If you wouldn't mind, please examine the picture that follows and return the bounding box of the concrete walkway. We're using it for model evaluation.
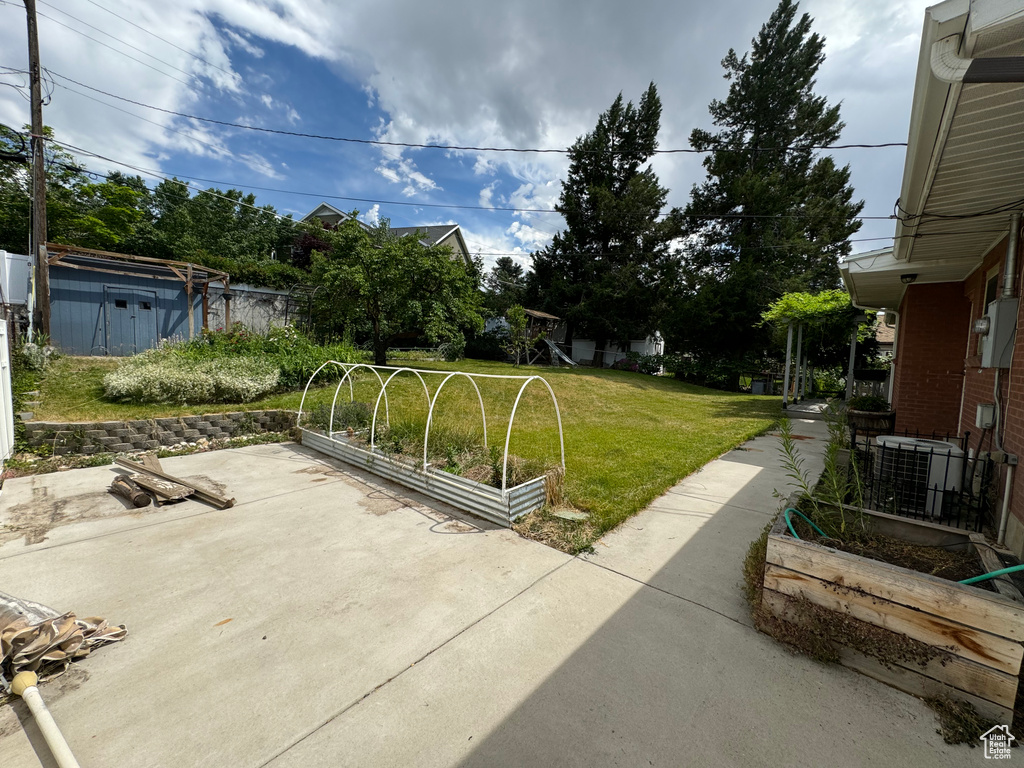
[0,427,967,766]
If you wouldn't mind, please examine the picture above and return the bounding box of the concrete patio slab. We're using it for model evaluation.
[268,556,961,768]
[0,443,570,767]
[0,429,969,766]
[581,419,828,622]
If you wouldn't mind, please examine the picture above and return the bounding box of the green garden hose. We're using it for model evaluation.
[783,508,1024,588]
[784,507,826,540]
[959,563,1024,586]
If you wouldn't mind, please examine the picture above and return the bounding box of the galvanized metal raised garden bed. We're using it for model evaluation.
[297,362,565,527]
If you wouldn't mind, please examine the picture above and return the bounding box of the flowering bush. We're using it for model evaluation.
[610,352,665,375]
[104,353,280,404]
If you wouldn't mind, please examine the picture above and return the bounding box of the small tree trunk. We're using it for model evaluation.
[591,338,606,368]
[374,341,387,366]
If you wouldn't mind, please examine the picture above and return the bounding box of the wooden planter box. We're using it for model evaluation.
[847,409,896,436]
[761,510,1024,722]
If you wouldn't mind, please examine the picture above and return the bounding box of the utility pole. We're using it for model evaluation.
[24,0,50,339]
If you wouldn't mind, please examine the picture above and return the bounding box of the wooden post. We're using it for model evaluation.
[25,0,49,339]
[201,283,209,331]
[782,322,793,410]
[793,324,804,403]
[186,263,194,339]
[223,281,231,328]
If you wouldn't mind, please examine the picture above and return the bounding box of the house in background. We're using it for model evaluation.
[840,0,1024,558]
[301,202,474,269]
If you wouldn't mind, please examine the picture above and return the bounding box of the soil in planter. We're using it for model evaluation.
[786,512,988,586]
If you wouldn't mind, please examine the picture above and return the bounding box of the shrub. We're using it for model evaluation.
[610,351,664,375]
[173,323,358,388]
[465,328,509,361]
[847,395,890,412]
[104,353,280,404]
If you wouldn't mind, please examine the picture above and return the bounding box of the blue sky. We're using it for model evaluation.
[0,0,931,270]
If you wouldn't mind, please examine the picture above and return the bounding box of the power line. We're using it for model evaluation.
[33,11,193,86]
[26,126,899,224]
[57,82,233,159]
[38,0,201,84]
[80,0,238,81]
[44,70,907,157]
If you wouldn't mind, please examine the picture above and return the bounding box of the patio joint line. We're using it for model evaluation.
[578,557,752,630]
[257,556,575,768]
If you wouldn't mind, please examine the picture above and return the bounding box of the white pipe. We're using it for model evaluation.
[11,671,81,768]
[998,463,1015,546]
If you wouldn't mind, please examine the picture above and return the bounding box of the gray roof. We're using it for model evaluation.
[390,225,458,245]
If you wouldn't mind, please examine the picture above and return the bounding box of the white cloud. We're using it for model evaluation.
[479,181,499,209]
[225,29,265,59]
[240,152,286,180]
[0,0,932,254]
[359,204,380,226]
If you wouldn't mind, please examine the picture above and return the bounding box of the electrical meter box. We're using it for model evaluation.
[980,297,1019,368]
[976,403,995,429]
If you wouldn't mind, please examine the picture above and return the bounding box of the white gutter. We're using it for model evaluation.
[930,35,972,82]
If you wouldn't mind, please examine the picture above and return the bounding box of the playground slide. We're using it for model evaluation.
[542,337,578,366]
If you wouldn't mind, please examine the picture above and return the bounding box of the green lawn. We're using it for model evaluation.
[31,356,780,548]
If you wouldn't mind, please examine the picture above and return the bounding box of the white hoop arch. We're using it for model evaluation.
[501,376,565,492]
[329,364,390,433]
[422,372,488,470]
[297,360,357,428]
[370,368,432,452]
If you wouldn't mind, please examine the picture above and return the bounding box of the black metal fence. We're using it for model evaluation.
[849,428,994,532]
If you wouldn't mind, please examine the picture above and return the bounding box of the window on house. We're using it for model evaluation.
[985,271,999,310]
[114,299,128,309]
[139,301,152,310]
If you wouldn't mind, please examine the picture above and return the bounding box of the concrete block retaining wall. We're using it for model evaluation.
[23,410,296,455]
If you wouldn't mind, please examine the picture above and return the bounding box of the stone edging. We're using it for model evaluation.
[22,410,296,455]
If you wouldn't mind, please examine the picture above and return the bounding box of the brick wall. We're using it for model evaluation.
[23,410,296,455]
[893,234,1024,556]
[891,282,971,435]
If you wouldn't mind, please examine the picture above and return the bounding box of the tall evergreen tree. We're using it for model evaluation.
[529,84,677,365]
[668,0,863,384]
[483,256,526,316]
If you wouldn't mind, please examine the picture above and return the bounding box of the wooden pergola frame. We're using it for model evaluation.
[44,242,232,336]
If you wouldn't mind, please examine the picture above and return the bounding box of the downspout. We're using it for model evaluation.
[993,211,1020,453]
[995,212,1021,544]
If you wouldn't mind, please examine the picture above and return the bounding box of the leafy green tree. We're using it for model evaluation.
[312,218,483,365]
[761,289,877,370]
[529,84,678,365]
[501,304,531,365]
[484,256,526,316]
[667,0,863,384]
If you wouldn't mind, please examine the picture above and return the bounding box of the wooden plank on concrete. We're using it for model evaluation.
[764,563,1023,676]
[837,646,1014,725]
[129,473,193,501]
[766,532,1024,642]
[115,458,234,509]
[761,590,1016,722]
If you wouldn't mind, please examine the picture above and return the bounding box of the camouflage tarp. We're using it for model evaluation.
[0,591,126,681]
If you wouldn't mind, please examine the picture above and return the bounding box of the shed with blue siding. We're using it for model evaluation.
[45,245,230,356]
